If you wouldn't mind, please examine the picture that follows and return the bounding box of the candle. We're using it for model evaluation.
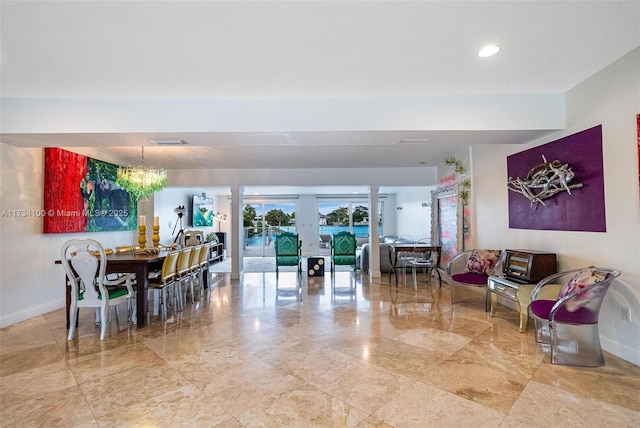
[139,215,146,226]
[153,216,159,226]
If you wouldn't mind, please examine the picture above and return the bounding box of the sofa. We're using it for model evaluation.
[358,242,394,273]
[356,236,405,273]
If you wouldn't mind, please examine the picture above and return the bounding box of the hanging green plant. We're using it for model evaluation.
[444,157,471,204]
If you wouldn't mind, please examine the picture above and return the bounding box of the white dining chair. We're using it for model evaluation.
[61,239,136,340]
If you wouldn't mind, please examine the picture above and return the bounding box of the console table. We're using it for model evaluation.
[209,242,224,263]
[487,275,537,333]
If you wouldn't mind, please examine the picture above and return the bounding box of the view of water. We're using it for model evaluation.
[244,225,382,248]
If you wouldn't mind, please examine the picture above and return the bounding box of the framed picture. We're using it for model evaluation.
[431,187,464,267]
[192,195,214,227]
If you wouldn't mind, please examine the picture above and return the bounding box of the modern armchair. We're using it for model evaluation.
[446,249,502,305]
[331,231,357,273]
[275,232,302,276]
[530,267,621,367]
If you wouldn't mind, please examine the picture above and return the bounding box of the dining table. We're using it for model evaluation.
[59,251,166,328]
[388,243,442,286]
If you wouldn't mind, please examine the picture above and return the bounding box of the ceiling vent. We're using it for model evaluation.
[398,138,432,145]
[150,139,188,145]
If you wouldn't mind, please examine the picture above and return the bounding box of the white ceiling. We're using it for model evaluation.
[1,1,639,173]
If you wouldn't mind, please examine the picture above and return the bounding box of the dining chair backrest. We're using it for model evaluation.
[199,243,211,267]
[189,245,203,271]
[176,247,193,277]
[62,238,135,341]
[160,251,180,283]
[61,239,107,302]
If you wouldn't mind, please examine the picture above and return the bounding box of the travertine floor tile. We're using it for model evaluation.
[502,380,640,427]
[307,358,415,414]
[0,316,57,355]
[236,383,370,427]
[375,381,505,427]
[531,352,640,412]
[203,357,305,416]
[96,384,232,427]
[0,360,78,407]
[66,342,163,384]
[0,385,97,428]
[78,361,190,418]
[0,343,63,377]
[1,272,639,427]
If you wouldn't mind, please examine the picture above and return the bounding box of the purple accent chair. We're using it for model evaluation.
[445,249,503,306]
[530,267,621,367]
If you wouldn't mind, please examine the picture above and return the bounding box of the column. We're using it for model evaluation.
[368,185,381,278]
[230,186,244,280]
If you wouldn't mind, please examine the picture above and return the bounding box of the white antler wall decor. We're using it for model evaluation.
[507,155,583,209]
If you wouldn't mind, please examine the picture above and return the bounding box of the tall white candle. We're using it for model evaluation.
[153,216,159,226]
[139,215,146,225]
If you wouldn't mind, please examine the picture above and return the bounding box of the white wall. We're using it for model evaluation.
[471,48,640,365]
[393,187,436,240]
[0,144,137,327]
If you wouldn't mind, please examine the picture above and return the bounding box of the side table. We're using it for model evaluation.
[308,257,325,276]
[487,275,537,333]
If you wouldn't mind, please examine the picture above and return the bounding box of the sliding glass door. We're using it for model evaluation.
[318,201,383,255]
[243,202,297,257]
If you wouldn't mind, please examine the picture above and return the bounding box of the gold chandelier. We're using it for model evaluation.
[116,146,167,200]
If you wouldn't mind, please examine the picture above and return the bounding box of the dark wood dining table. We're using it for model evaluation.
[59,251,166,328]
[388,244,442,286]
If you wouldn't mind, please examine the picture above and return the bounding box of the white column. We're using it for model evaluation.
[368,185,381,278]
[230,186,244,279]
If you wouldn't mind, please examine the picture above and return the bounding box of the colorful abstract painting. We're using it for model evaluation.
[43,148,137,233]
[436,193,461,266]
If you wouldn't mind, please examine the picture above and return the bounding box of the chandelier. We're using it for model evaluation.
[116,146,168,200]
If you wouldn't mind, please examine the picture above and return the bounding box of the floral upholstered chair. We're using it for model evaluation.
[530,267,620,366]
[446,249,503,305]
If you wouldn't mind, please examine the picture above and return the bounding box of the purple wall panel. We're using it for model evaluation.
[507,125,606,232]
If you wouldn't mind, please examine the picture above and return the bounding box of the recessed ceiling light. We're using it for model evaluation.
[478,44,501,57]
[150,139,188,145]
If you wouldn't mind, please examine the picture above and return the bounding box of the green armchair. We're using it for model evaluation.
[275,232,302,276]
[331,231,357,273]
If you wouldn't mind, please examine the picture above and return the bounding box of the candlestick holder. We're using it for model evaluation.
[138,225,147,248]
[152,225,160,248]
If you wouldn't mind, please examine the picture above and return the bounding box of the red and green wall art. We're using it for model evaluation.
[43,148,137,233]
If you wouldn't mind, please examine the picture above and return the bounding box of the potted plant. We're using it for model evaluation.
[206,232,219,243]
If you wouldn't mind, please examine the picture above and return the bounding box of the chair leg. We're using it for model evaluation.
[161,288,168,320]
[99,305,108,340]
[551,322,605,367]
[67,304,77,341]
[130,294,137,324]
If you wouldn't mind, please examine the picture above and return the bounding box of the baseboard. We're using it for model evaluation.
[0,299,65,329]
[601,337,640,367]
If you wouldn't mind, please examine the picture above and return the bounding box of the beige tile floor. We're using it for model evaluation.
[1,270,639,427]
